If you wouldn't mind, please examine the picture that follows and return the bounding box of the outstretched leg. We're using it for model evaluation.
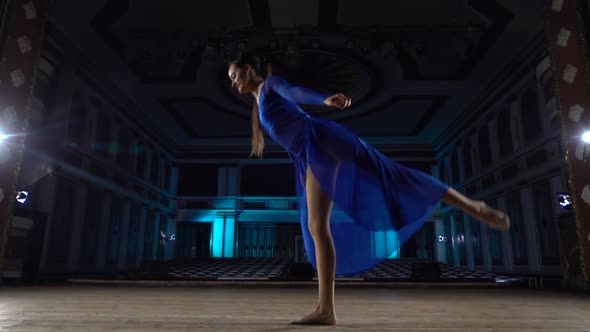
[291,165,337,325]
[441,188,510,231]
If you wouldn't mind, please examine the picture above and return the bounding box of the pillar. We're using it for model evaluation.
[431,164,447,263]
[544,0,590,286]
[217,167,240,196]
[521,188,541,273]
[117,200,131,270]
[67,184,88,272]
[434,218,446,263]
[211,212,237,258]
[135,206,147,265]
[0,0,49,278]
[463,214,475,270]
[95,193,112,271]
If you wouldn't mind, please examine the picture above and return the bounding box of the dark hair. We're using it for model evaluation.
[229,53,271,158]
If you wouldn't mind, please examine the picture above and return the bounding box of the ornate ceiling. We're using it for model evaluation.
[49,0,545,159]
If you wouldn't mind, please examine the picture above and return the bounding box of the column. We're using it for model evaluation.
[128,135,138,177]
[508,101,523,152]
[434,219,446,263]
[165,215,176,261]
[117,200,131,270]
[211,212,237,258]
[487,120,501,164]
[38,175,58,272]
[135,206,147,266]
[533,67,552,136]
[169,166,179,196]
[109,123,120,164]
[150,213,160,261]
[544,0,590,285]
[450,214,459,267]
[95,193,112,271]
[212,166,240,258]
[431,163,447,263]
[521,188,541,273]
[0,0,49,276]
[455,148,465,185]
[217,167,240,196]
[497,196,513,272]
[463,214,475,270]
[480,222,492,272]
[67,184,88,272]
[470,135,480,177]
[144,149,153,182]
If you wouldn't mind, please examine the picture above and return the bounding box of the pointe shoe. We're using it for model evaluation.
[476,202,510,231]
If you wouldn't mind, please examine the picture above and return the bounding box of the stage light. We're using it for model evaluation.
[556,192,572,210]
[582,130,590,143]
[16,191,29,204]
[0,133,8,140]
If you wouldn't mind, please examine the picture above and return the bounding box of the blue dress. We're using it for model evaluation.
[258,75,450,276]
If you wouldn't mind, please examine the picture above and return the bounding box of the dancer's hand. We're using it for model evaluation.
[324,93,351,109]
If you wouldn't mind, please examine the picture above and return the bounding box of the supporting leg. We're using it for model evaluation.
[291,166,337,325]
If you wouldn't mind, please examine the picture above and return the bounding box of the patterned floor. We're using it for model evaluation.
[167,257,290,280]
[162,258,497,282]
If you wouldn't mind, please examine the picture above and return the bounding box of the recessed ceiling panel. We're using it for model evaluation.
[114,0,252,30]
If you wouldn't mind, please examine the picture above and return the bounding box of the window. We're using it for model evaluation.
[177,164,218,196]
[47,178,75,263]
[135,141,146,178]
[450,151,460,185]
[81,187,102,264]
[241,164,296,196]
[106,197,123,264]
[462,140,473,179]
[149,148,159,185]
[438,159,447,182]
[143,211,156,261]
[95,112,111,158]
[116,129,129,169]
[497,108,514,157]
[67,93,88,145]
[478,126,492,169]
[126,205,140,264]
[532,180,560,265]
[470,219,483,265]
[520,88,543,143]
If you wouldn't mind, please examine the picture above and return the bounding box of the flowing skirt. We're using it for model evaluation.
[287,117,449,276]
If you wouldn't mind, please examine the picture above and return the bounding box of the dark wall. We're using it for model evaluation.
[177,164,219,196]
[240,164,296,196]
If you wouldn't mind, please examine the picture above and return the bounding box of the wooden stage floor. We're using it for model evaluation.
[0,284,588,331]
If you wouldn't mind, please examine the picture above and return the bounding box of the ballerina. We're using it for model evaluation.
[228,53,510,325]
